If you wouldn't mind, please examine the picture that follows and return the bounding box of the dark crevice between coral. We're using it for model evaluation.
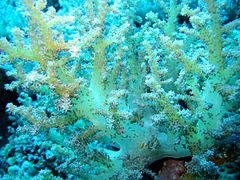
[10,0,16,7]
[45,0,62,12]
[142,156,191,179]
[0,68,19,147]
[178,15,192,28]
[178,99,188,110]
[134,20,142,28]
[29,94,37,101]
[222,0,240,25]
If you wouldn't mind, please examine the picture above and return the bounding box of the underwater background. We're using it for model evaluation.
[0,0,239,179]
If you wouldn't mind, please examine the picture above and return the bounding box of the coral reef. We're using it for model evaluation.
[0,0,239,179]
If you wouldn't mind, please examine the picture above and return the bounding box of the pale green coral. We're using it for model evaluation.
[0,0,239,179]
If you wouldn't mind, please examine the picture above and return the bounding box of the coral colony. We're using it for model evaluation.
[0,0,239,179]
